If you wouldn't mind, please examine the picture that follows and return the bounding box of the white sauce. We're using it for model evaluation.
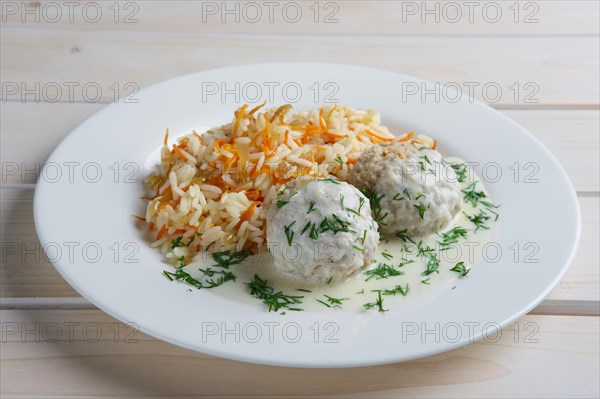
[180,158,498,313]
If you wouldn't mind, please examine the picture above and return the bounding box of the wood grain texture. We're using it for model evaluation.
[1,27,598,106]
[1,3,598,395]
[2,103,599,191]
[2,0,598,35]
[1,187,598,302]
[1,310,598,398]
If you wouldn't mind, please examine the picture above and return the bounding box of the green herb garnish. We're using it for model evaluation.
[462,181,487,208]
[395,229,415,243]
[362,189,388,225]
[437,226,468,248]
[171,236,185,249]
[363,290,388,312]
[381,283,409,297]
[246,274,303,312]
[364,263,404,281]
[417,242,440,276]
[413,203,426,219]
[212,250,253,268]
[450,261,470,277]
[316,294,350,309]
[284,221,296,246]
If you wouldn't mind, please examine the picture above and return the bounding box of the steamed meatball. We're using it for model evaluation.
[348,141,461,237]
[267,178,379,284]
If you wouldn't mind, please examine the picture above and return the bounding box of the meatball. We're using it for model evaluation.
[267,178,379,284]
[348,141,461,237]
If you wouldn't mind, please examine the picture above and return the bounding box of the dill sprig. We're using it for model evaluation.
[465,210,492,231]
[443,160,468,183]
[417,242,440,276]
[381,283,409,297]
[450,261,470,277]
[363,290,388,312]
[362,189,388,225]
[437,226,468,248]
[364,263,404,281]
[212,250,253,268]
[246,274,303,312]
[163,250,251,290]
[462,181,487,208]
[316,294,350,309]
[413,203,426,219]
[395,229,416,243]
[284,221,296,245]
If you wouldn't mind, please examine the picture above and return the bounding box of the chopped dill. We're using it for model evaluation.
[437,226,468,248]
[170,236,185,249]
[450,261,470,277]
[381,283,409,297]
[362,189,388,225]
[364,263,404,281]
[316,294,350,309]
[395,229,415,244]
[246,274,303,312]
[413,203,426,219]
[462,181,487,208]
[363,290,388,312]
[284,221,296,245]
[417,242,440,276]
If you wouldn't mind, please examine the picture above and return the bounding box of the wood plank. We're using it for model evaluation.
[1,310,598,398]
[2,0,598,35]
[2,103,599,191]
[1,27,598,106]
[504,110,600,193]
[1,187,598,302]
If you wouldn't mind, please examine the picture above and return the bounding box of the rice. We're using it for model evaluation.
[142,103,423,263]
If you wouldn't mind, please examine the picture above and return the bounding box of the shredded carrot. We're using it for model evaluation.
[270,104,291,123]
[366,129,393,143]
[192,130,203,142]
[326,106,336,125]
[156,225,168,240]
[236,201,259,228]
[318,108,328,132]
[249,101,267,115]
[399,132,414,142]
[244,189,261,201]
[132,215,145,221]
[172,144,188,161]
[232,104,249,139]
[163,129,169,146]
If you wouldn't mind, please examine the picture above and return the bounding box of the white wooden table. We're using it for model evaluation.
[1,1,599,397]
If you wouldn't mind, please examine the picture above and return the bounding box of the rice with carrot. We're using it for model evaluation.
[142,103,433,264]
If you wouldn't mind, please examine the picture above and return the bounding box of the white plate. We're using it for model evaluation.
[34,63,580,368]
